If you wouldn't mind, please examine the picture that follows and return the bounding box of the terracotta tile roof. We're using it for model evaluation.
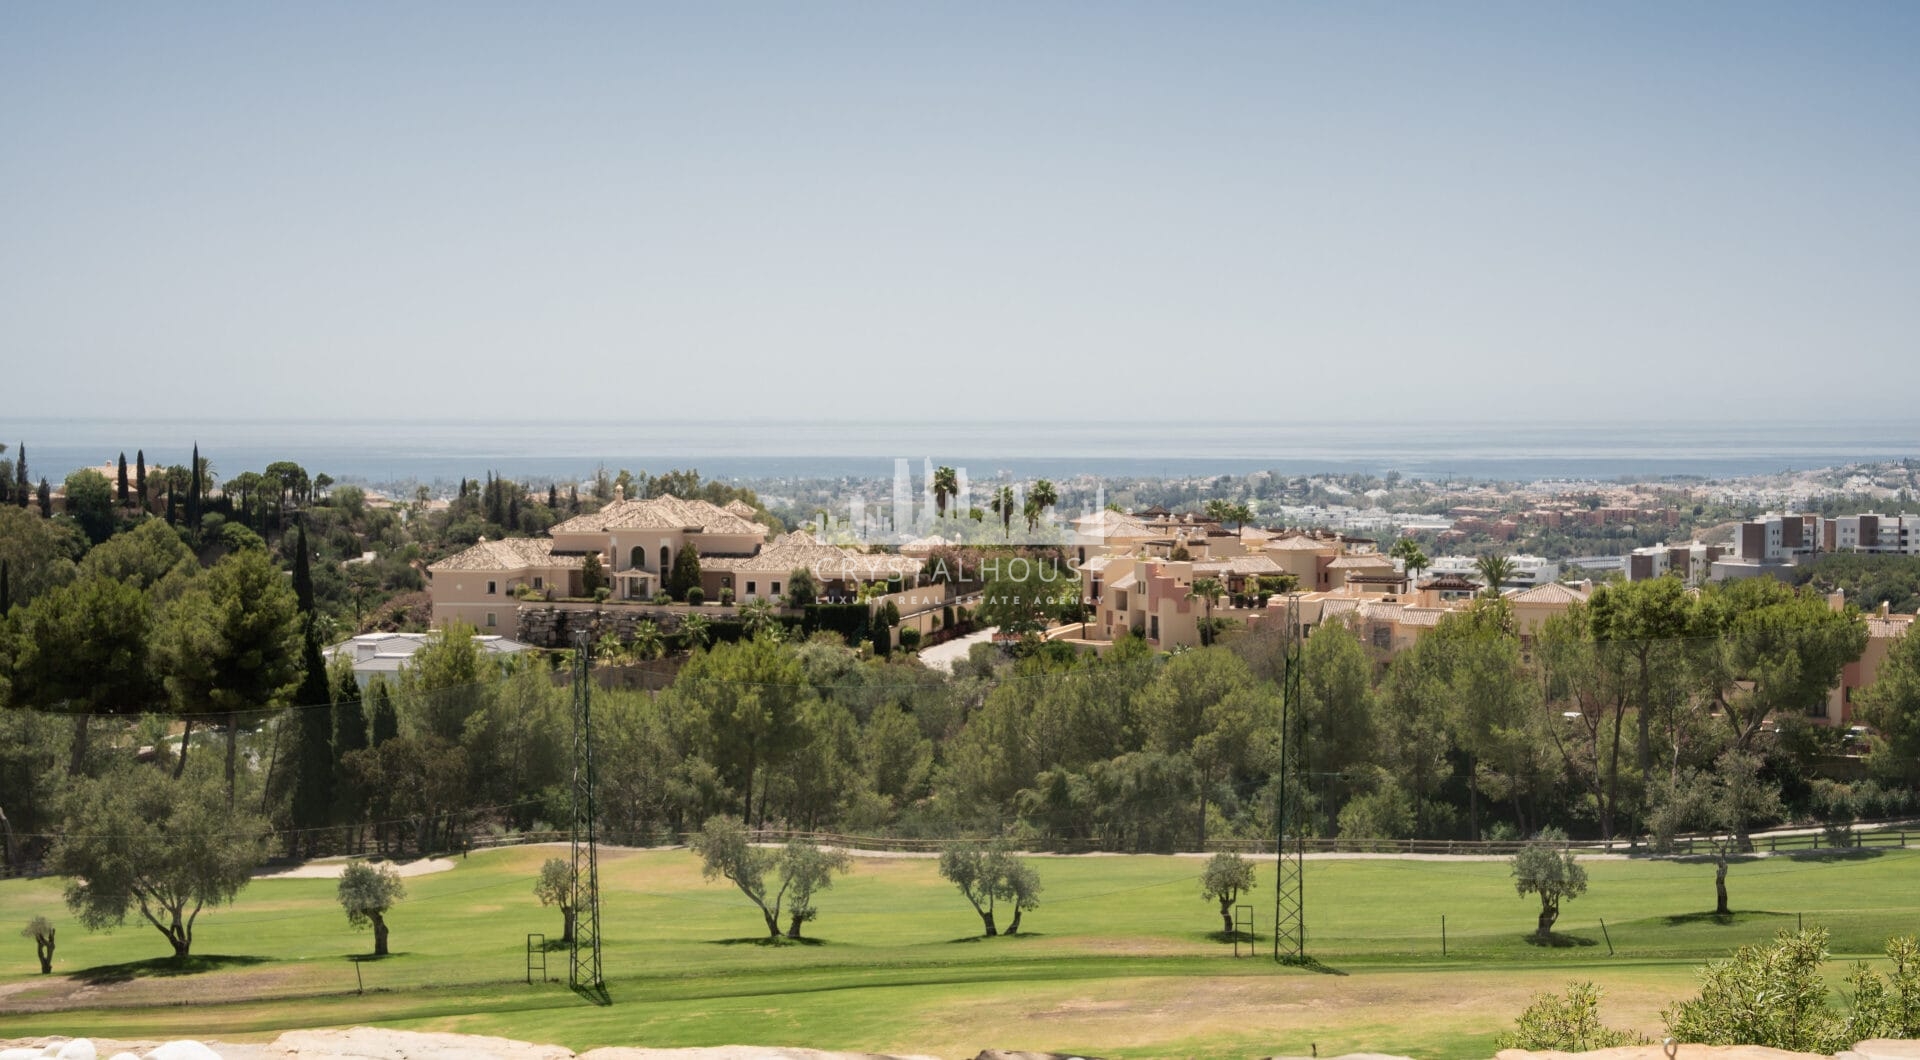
[1075,510,1153,537]
[429,537,583,573]
[703,532,925,580]
[1869,616,1915,638]
[1419,573,1481,591]
[550,494,765,536]
[1269,536,1340,552]
[1194,555,1283,576]
[1510,582,1590,606]
[1394,607,1451,627]
[1328,554,1395,569]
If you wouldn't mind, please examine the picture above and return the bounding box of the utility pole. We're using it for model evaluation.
[1273,590,1307,964]
[569,629,606,997]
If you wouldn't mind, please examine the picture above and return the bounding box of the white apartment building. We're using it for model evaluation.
[1824,514,1920,556]
[1427,554,1560,588]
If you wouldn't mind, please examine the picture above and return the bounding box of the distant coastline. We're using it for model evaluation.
[14,416,1920,487]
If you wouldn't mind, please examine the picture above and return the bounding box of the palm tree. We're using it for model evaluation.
[1188,577,1226,646]
[991,485,1017,539]
[932,466,958,519]
[631,620,663,660]
[739,598,779,639]
[1028,480,1058,532]
[1475,553,1517,597]
[679,612,713,652]
[1391,537,1431,584]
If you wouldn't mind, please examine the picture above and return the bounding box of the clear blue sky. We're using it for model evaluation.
[4,3,1916,422]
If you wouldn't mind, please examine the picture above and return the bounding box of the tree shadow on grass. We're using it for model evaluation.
[1206,929,1261,945]
[706,936,826,947]
[1780,847,1886,863]
[1664,910,1791,927]
[345,952,408,962]
[1522,932,1599,949]
[1278,955,1348,976]
[72,953,270,986]
[945,932,1046,943]
[541,938,571,953]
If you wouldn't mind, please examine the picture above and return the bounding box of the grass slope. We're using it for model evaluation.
[3,845,1916,1059]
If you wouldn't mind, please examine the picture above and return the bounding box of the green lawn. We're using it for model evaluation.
[3,845,1916,1059]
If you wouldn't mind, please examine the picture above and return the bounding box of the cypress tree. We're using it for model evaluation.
[289,634,335,847]
[293,524,315,614]
[369,679,398,746]
[289,528,334,850]
[166,484,177,526]
[668,542,703,601]
[508,492,520,531]
[35,478,50,518]
[568,484,579,513]
[117,453,129,504]
[547,484,558,510]
[136,450,146,510]
[333,665,368,762]
[15,444,26,507]
[186,443,202,531]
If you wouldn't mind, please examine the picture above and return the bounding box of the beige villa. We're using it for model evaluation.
[428,492,928,629]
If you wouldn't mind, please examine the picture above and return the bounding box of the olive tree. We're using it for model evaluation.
[938,839,1042,937]
[338,861,405,956]
[1511,828,1587,941]
[778,839,851,939]
[1200,852,1257,935]
[22,916,54,974]
[534,857,574,943]
[50,765,269,959]
[690,815,851,940]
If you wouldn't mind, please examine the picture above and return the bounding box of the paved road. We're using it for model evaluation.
[916,626,998,672]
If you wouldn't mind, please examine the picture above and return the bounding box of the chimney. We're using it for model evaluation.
[1881,600,1892,618]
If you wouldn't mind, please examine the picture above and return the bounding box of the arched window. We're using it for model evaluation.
[629,546,644,570]
[660,545,671,571]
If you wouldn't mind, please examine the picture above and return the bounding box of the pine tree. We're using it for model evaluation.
[135,450,147,510]
[117,453,129,504]
[36,478,50,518]
[369,679,398,746]
[186,443,202,531]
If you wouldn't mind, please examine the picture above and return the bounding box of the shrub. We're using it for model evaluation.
[898,627,922,651]
[1661,929,1920,1050]
[718,586,735,606]
[1498,982,1646,1051]
[652,592,672,605]
[687,587,705,606]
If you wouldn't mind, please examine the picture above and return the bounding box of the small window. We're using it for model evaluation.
[772,581,782,596]
[487,580,497,595]
[486,612,497,627]
[533,577,543,589]
[746,581,757,595]
[1149,616,1160,640]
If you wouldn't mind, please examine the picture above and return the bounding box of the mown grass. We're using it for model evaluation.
[3,845,1916,1058]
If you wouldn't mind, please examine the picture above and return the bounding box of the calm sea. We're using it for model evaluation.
[11,417,1920,487]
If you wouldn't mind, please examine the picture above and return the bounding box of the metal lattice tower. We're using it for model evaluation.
[569,629,605,994]
[1273,591,1307,964]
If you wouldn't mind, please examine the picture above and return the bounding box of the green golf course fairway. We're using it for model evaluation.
[3,845,1916,1059]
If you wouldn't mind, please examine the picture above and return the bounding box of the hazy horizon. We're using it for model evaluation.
[6,4,1919,421]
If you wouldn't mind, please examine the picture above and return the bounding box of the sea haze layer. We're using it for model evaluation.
[15,418,1920,486]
